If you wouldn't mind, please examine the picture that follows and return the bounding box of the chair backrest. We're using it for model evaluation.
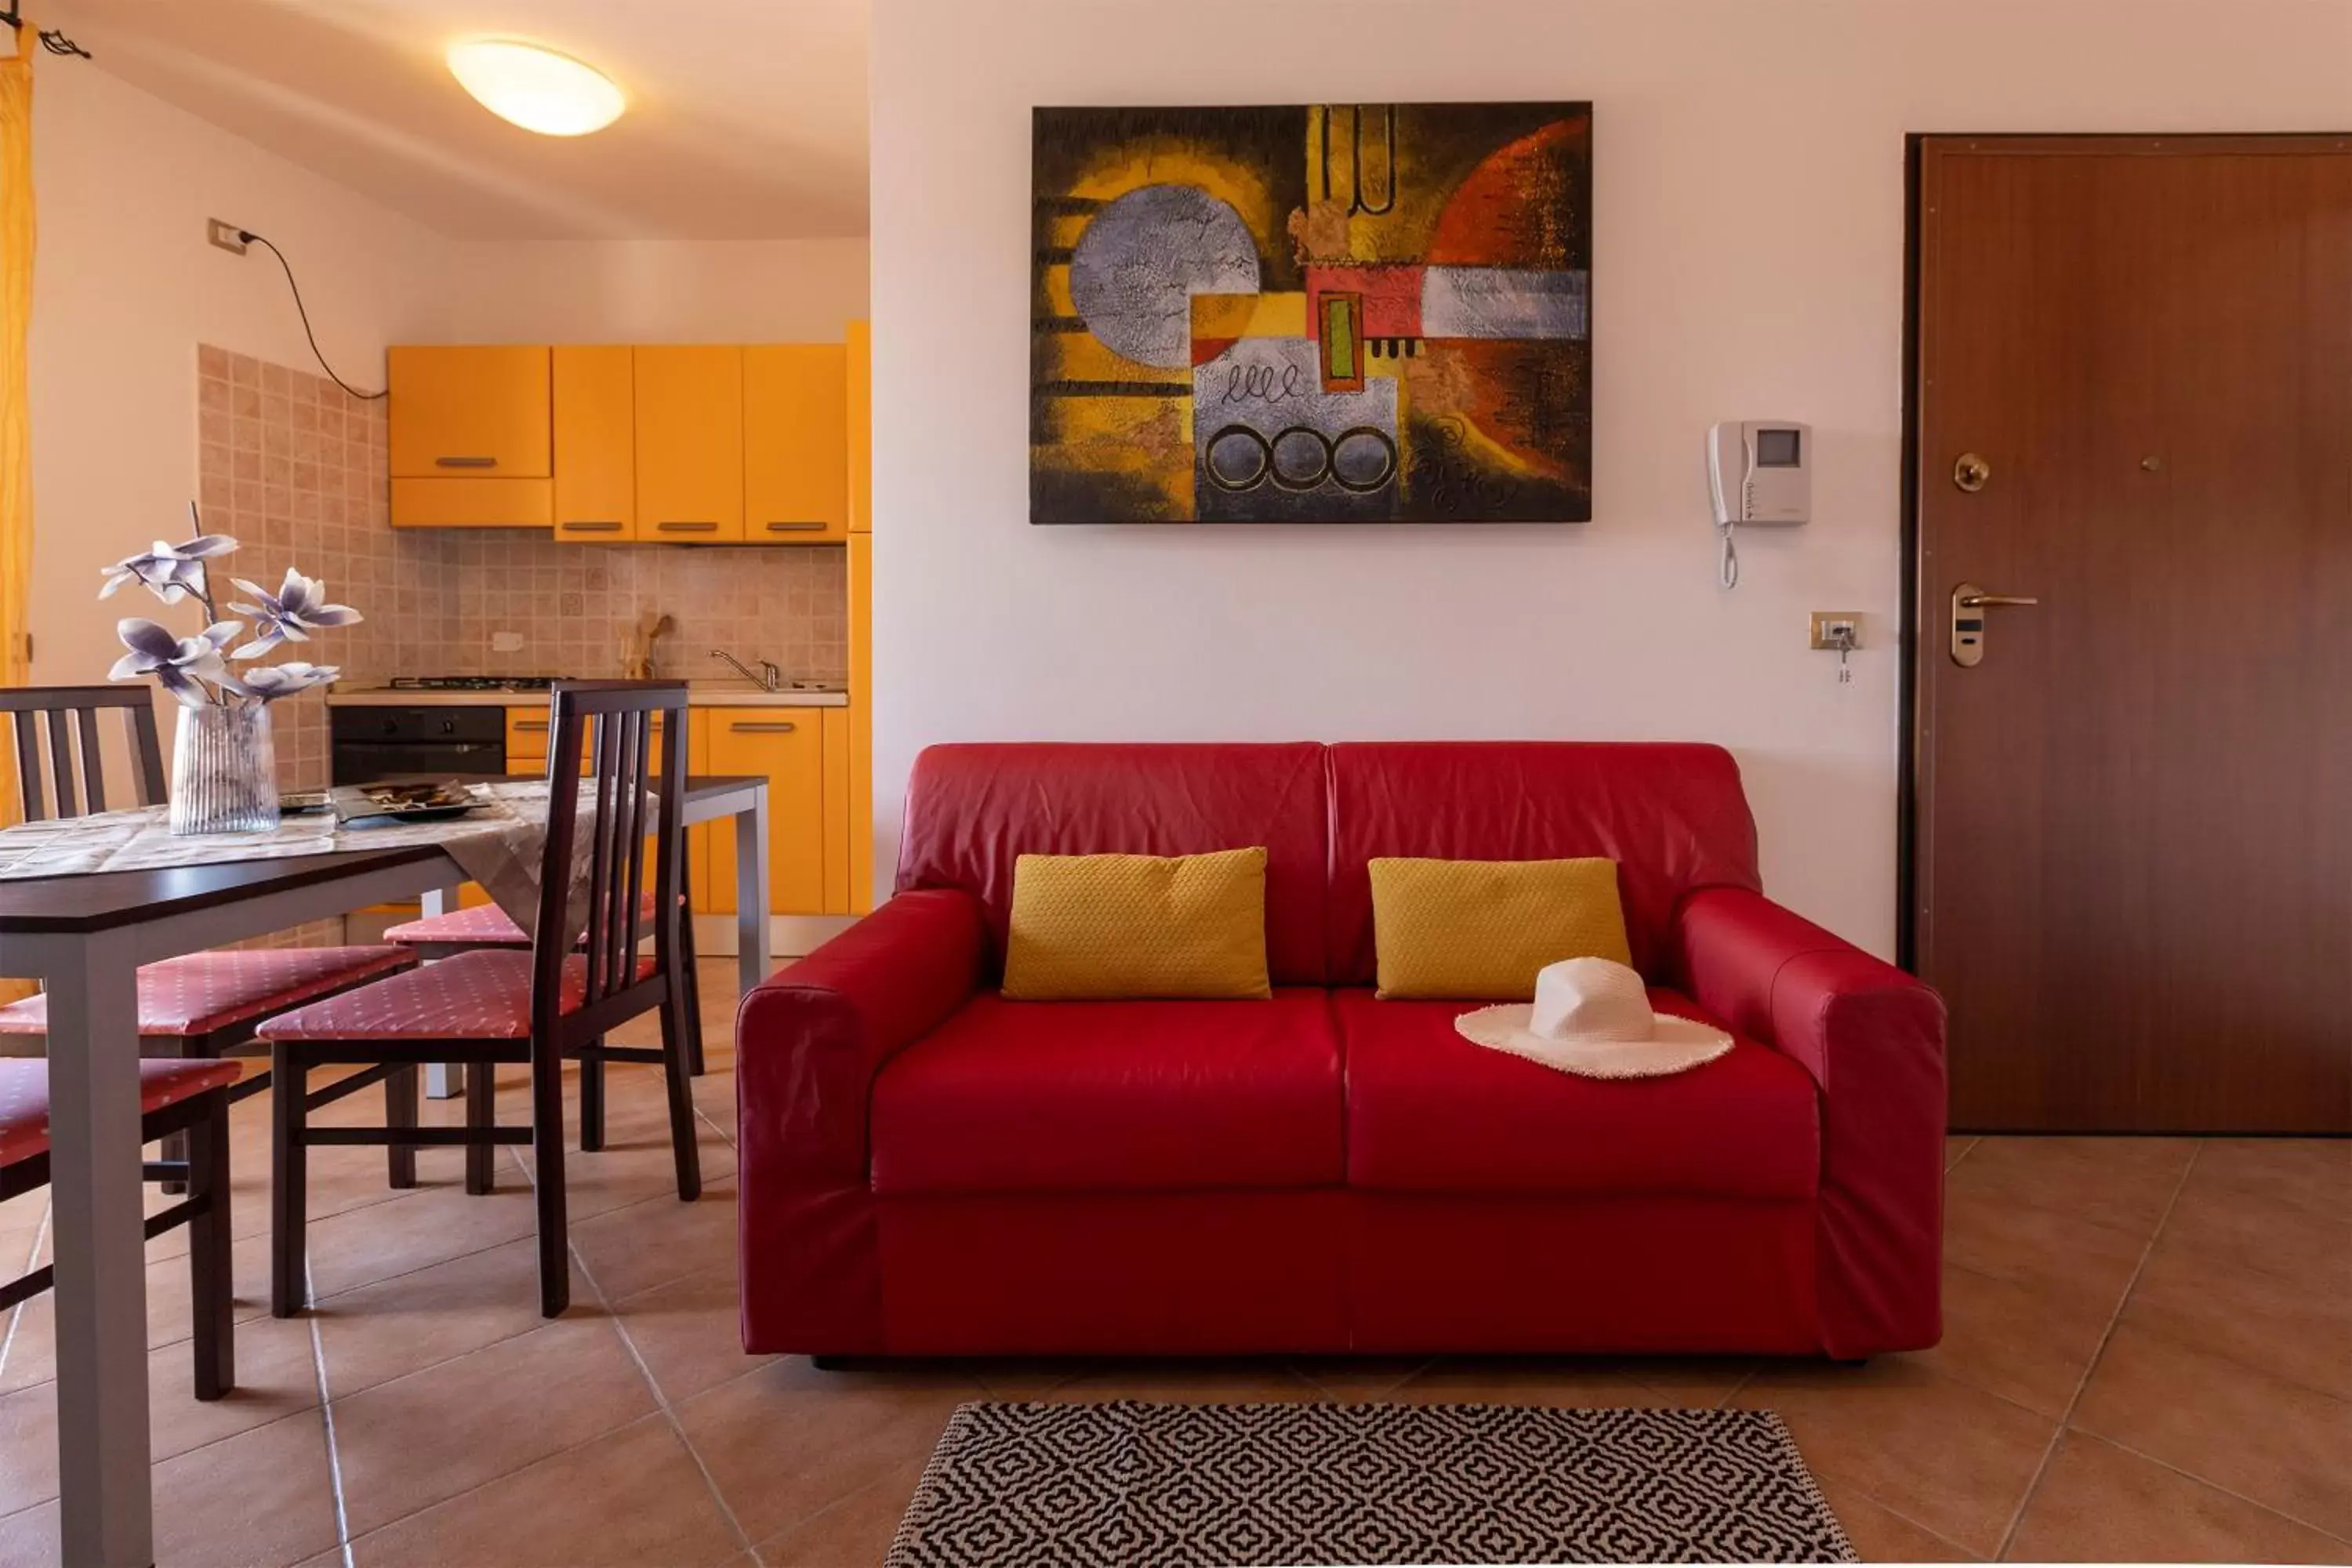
[534,681,688,1046]
[0,685,167,821]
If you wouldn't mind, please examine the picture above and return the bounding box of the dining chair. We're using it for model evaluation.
[0,1057,241,1399]
[0,686,421,1189]
[258,681,701,1318]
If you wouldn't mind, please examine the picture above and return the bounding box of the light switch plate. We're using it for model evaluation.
[1809,612,1863,650]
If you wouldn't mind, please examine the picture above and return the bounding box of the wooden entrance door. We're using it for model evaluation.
[1914,136,2352,1133]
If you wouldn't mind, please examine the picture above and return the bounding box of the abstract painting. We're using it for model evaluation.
[1032,103,1592,524]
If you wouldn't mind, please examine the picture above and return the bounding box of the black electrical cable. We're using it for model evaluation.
[237,230,387,402]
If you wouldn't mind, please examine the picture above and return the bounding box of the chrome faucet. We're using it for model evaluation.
[709,649,782,691]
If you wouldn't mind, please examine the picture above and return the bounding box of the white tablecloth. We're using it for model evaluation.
[0,781,610,931]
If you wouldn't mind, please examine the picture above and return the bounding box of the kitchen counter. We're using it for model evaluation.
[328,684,848,709]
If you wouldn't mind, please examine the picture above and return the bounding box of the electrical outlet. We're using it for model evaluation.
[205,220,249,256]
[1809,612,1864,651]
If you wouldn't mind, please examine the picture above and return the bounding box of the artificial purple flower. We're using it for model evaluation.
[98,535,240,605]
[234,662,339,702]
[229,568,361,658]
[109,619,239,709]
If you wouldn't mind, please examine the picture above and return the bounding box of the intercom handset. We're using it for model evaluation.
[1708,421,1812,588]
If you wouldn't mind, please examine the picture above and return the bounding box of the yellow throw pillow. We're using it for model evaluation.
[1368,856,1632,1000]
[1002,848,1272,1001]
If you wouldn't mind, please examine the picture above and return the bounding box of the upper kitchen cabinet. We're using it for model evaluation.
[388,346,554,528]
[743,344,848,543]
[634,345,746,543]
[552,346,637,541]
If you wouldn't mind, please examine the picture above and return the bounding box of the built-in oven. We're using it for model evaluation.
[330,706,506,785]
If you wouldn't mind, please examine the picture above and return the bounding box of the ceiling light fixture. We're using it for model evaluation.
[446,39,625,137]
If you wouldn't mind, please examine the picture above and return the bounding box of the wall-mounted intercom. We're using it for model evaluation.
[1708,420,1812,587]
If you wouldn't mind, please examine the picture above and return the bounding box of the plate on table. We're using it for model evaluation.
[331,781,485,826]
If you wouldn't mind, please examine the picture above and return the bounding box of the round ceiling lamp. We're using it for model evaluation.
[446,39,625,136]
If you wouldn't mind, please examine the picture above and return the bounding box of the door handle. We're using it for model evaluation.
[560,521,625,533]
[656,521,720,534]
[1951,582,2041,666]
[727,721,797,734]
[434,456,499,469]
[763,521,826,533]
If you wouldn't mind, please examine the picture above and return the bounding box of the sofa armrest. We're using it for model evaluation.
[1675,885,1948,1356]
[736,887,986,1184]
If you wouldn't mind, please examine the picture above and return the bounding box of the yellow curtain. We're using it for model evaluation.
[0,34,28,1000]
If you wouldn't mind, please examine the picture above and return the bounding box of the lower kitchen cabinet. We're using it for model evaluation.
[699,706,830,915]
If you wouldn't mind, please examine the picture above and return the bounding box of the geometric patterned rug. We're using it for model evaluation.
[887,1402,1858,1566]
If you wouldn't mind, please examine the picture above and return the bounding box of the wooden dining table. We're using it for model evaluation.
[0,774,771,1568]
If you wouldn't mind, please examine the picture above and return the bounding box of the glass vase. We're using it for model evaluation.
[169,703,281,835]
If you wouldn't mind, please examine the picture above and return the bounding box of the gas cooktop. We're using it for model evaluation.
[387,676,574,691]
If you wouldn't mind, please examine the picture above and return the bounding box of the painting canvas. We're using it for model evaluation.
[1031,102,1592,524]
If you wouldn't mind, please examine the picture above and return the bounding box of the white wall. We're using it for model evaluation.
[25,61,870,755]
[27,60,443,702]
[870,0,2352,955]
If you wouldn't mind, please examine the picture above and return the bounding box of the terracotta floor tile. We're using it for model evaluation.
[1945,1135,2195,1236]
[2188,1139,2352,1225]
[2005,1432,2350,1563]
[2071,1322,2352,1540]
[2158,1178,2352,1289]
[1732,1359,2055,1557]
[673,1357,973,1545]
[2122,1231,2352,1401]
[0,1409,343,1568]
[330,1315,657,1537]
[1941,1183,2151,1319]
[298,1180,543,1303]
[0,1229,280,1393]
[568,1176,739,1301]
[1396,1354,1754,1410]
[1946,1136,1979,1171]
[1040,1357,1326,1406]
[953,1356,1099,1400]
[1288,1354,1436,1402]
[1907,1261,2112,1418]
[1814,1475,1981,1562]
[612,1261,773,1403]
[343,1413,743,1568]
[314,1234,595,1399]
[514,1103,738,1222]
[753,1459,928,1567]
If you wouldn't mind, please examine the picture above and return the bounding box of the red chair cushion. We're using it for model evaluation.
[1323,742,1762,985]
[1334,987,1820,1199]
[0,946,418,1039]
[253,949,655,1040]
[870,989,1344,1194]
[896,743,1334,985]
[382,892,665,949]
[0,1058,242,1169]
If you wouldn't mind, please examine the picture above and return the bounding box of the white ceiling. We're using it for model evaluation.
[41,0,871,239]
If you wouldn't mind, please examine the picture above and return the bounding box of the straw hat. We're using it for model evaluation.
[1454,956,1733,1080]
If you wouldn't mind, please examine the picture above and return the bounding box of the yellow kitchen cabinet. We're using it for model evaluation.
[553,346,637,542]
[821,708,853,911]
[743,344,848,543]
[388,347,553,528]
[847,321,872,535]
[702,707,827,915]
[634,346,745,543]
[390,347,551,477]
[848,534,873,913]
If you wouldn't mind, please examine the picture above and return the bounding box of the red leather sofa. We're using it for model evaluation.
[737,742,1946,1360]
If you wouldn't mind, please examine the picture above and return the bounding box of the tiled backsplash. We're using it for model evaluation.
[196,346,848,790]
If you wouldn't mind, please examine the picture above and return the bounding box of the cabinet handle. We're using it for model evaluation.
[512,720,549,732]
[656,521,720,534]
[560,520,624,533]
[763,520,826,533]
[435,456,499,469]
[728,720,797,734]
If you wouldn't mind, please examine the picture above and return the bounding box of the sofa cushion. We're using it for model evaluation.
[1334,987,1818,1199]
[1325,742,1762,985]
[898,742,1332,985]
[870,989,1343,1194]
